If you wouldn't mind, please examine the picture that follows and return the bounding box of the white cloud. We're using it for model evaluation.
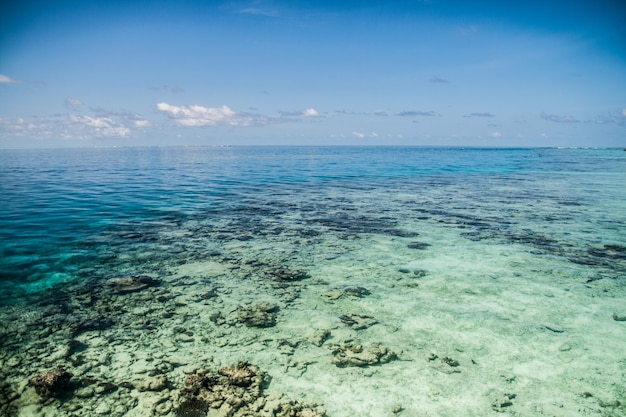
[622,109,626,117]
[302,108,320,117]
[352,131,365,138]
[491,131,502,138]
[2,114,129,139]
[0,74,19,83]
[69,114,131,137]
[134,120,151,128]
[157,102,256,127]
[1,105,150,141]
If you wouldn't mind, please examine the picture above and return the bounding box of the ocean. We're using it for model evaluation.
[0,146,625,416]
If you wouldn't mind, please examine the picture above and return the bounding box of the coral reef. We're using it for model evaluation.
[29,367,74,398]
[237,303,279,328]
[176,362,325,417]
[218,362,262,387]
[331,343,397,367]
[176,398,209,417]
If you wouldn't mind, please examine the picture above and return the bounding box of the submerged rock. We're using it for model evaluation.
[132,375,169,392]
[612,313,626,322]
[73,316,115,335]
[175,398,208,417]
[491,393,516,412]
[107,275,160,294]
[237,303,279,328]
[338,314,378,330]
[270,269,310,282]
[176,362,325,417]
[218,362,263,387]
[342,286,371,298]
[407,242,431,250]
[321,291,343,302]
[413,269,428,278]
[331,343,397,367]
[428,354,462,374]
[308,329,331,347]
[273,399,326,417]
[29,367,74,398]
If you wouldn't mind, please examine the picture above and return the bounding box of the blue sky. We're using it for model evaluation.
[1,0,625,148]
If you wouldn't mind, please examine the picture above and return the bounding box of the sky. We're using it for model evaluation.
[0,0,625,148]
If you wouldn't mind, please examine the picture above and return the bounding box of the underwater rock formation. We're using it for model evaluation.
[427,353,461,374]
[342,286,371,298]
[237,303,279,328]
[175,398,209,417]
[307,329,331,347]
[106,275,160,294]
[29,367,74,398]
[270,269,310,282]
[338,313,377,330]
[331,343,397,367]
[612,313,626,321]
[218,362,262,387]
[176,361,325,417]
[407,242,431,250]
[491,392,516,412]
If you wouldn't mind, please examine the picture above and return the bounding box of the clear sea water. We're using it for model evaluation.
[0,146,625,416]
[1,146,624,300]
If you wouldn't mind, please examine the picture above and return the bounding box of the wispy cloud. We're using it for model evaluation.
[0,101,149,140]
[464,112,495,118]
[237,7,278,16]
[228,1,280,17]
[397,110,439,117]
[540,112,584,123]
[594,110,626,126]
[279,108,323,119]
[151,85,184,94]
[0,74,20,84]
[352,131,380,139]
[1,114,134,139]
[429,77,448,84]
[69,114,131,137]
[458,25,478,37]
[491,131,502,138]
[65,97,83,109]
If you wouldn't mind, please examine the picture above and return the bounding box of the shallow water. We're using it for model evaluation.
[1,146,625,416]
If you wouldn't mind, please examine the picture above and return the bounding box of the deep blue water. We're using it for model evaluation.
[1,146,625,303]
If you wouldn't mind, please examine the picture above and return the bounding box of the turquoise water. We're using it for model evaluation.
[2,146,624,301]
[1,146,625,416]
